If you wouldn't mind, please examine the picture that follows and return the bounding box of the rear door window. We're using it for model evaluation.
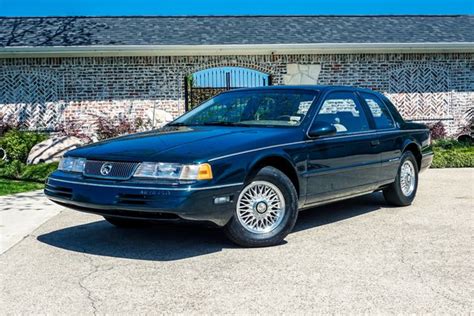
[361,93,395,129]
[316,92,370,133]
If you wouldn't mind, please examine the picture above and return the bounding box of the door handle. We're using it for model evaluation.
[371,140,380,146]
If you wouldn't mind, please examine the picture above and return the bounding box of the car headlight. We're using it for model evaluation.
[58,157,86,173]
[133,162,213,180]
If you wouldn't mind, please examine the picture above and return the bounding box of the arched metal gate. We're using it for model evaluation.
[185,67,271,111]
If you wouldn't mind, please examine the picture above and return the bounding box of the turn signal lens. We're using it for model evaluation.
[197,163,213,180]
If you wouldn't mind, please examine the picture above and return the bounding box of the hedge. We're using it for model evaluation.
[0,129,56,183]
[0,129,48,162]
[431,140,474,168]
[0,160,58,182]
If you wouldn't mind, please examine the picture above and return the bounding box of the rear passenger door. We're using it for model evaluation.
[359,92,400,182]
[305,91,381,205]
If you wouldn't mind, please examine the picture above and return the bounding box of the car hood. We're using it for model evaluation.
[67,126,301,163]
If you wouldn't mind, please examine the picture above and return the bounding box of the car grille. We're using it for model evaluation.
[83,160,139,180]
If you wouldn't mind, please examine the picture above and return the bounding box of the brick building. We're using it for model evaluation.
[0,15,473,136]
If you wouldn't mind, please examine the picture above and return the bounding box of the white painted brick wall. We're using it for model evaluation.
[1,53,472,136]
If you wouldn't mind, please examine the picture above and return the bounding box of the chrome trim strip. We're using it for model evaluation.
[378,129,428,134]
[208,141,307,161]
[48,177,243,191]
[208,128,428,161]
[311,128,428,139]
[312,130,377,140]
[301,189,377,209]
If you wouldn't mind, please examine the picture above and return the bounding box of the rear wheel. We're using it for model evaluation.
[104,216,148,228]
[383,151,419,206]
[224,166,298,247]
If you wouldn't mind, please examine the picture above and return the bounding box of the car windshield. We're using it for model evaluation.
[171,90,317,127]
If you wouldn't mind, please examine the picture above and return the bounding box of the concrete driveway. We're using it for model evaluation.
[0,191,62,253]
[1,169,473,314]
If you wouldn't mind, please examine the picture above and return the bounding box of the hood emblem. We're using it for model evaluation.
[100,162,113,176]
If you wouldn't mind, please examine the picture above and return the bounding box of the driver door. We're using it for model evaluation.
[304,91,381,205]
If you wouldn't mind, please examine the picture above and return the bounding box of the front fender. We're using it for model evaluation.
[244,148,307,206]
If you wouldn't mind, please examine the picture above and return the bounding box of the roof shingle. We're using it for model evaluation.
[0,15,473,47]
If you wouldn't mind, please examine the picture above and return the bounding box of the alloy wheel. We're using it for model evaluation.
[236,181,286,234]
[400,160,416,196]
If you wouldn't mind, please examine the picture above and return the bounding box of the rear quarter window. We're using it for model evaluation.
[361,93,395,129]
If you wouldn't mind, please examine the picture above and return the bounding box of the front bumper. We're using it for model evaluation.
[44,173,243,226]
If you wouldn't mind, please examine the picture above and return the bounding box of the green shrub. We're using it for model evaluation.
[0,129,48,163]
[21,162,58,182]
[0,129,56,182]
[431,140,474,168]
[433,139,469,149]
[0,160,25,179]
[0,160,58,182]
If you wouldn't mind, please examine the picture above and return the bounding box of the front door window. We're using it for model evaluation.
[315,92,370,133]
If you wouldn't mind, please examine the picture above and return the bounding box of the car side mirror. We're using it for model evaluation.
[308,121,337,138]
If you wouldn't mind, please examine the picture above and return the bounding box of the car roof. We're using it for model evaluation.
[226,85,377,93]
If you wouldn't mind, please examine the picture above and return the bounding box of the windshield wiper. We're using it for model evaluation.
[169,122,250,127]
[167,122,189,127]
[202,122,250,127]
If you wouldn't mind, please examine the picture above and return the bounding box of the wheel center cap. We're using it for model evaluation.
[255,201,268,214]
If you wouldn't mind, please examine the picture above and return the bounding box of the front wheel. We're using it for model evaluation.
[224,166,298,247]
[383,151,419,206]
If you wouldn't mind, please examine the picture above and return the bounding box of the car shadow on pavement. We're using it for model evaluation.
[293,192,387,233]
[37,192,387,261]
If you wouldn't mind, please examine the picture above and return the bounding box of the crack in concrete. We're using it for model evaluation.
[76,251,133,315]
[77,249,119,315]
[78,253,101,315]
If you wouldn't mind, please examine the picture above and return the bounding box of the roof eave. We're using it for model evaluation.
[1,43,473,58]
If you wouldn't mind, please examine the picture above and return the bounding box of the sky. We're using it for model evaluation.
[0,0,473,16]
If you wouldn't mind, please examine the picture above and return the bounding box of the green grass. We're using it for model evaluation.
[0,179,44,196]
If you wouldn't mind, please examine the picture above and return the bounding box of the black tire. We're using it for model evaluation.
[224,166,298,247]
[104,216,148,228]
[383,151,419,206]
